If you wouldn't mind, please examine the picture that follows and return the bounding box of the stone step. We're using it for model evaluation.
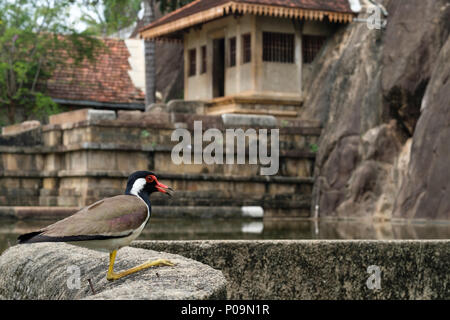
[37,193,312,213]
[0,200,309,220]
[0,205,262,220]
[1,170,313,216]
[0,113,321,219]
[0,152,315,180]
[0,145,317,178]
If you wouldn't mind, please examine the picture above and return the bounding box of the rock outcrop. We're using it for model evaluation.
[302,0,450,220]
[0,243,226,299]
[393,37,450,219]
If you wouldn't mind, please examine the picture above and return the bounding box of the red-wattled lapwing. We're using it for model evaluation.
[17,171,174,281]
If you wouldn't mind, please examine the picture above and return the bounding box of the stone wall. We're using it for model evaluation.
[0,108,321,218]
[133,239,450,299]
[3,239,447,300]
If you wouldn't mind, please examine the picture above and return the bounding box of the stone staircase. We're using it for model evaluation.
[0,108,321,219]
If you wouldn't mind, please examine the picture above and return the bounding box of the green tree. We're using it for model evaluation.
[0,0,102,125]
[79,0,143,36]
[80,0,194,106]
[157,0,192,14]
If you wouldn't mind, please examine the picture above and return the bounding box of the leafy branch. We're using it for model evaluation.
[0,0,103,124]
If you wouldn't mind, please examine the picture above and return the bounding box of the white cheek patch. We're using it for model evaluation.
[130,178,147,196]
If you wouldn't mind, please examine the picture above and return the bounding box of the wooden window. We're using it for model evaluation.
[201,45,207,74]
[262,32,295,63]
[302,35,326,63]
[229,37,236,67]
[188,48,196,77]
[242,33,251,64]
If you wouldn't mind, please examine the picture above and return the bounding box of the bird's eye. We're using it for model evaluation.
[145,175,154,183]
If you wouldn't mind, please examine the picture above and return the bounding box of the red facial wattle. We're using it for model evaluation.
[147,175,173,196]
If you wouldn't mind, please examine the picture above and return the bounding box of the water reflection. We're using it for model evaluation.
[1,218,449,254]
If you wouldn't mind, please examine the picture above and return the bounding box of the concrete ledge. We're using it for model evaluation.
[0,143,316,158]
[39,110,320,133]
[0,206,79,220]
[131,240,450,299]
[1,120,41,136]
[167,100,205,114]
[49,109,116,125]
[0,126,43,147]
[0,170,314,183]
[0,243,226,300]
[145,103,167,113]
[221,114,277,128]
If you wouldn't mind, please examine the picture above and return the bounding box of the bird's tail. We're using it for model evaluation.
[17,231,44,244]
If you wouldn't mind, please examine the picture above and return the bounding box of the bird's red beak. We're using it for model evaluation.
[155,179,174,197]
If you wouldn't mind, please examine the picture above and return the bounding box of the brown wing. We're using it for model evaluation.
[39,195,148,238]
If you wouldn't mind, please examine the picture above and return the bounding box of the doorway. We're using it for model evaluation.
[212,38,225,98]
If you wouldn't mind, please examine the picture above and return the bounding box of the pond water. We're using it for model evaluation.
[1,217,449,254]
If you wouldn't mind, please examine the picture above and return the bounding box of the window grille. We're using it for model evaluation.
[188,48,196,76]
[262,32,295,63]
[242,33,251,64]
[302,35,326,63]
[229,37,236,67]
[201,45,207,74]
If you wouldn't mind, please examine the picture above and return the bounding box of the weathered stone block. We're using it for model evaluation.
[43,178,58,190]
[21,178,42,189]
[282,158,312,177]
[0,178,20,189]
[0,243,227,300]
[57,195,82,207]
[117,110,144,120]
[221,114,277,128]
[63,127,91,145]
[1,153,44,171]
[50,109,116,125]
[116,152,148,171]
[64,151,88,171]
[1,120,41,135]
[145,103,167,113]
[167,100,205,114]
[44,154,61,171]
[39,196,59,206]
[42,129,62,147]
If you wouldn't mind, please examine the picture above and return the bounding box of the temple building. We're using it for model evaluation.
[140,0,360,117]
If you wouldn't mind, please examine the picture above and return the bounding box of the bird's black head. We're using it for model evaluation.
[125,171,173,197]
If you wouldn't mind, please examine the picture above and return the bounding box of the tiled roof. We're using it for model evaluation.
[46,38,145,106]
[141,0,354,33]
[245,0,352,11]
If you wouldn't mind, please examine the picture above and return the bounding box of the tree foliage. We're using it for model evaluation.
[157,0,193,14]
[81,0,195,36]
[79,0,143,36]
[0,0,102,125]
[80,0,195,107]
[0,0,195,125]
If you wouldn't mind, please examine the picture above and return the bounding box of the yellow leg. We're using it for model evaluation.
[106,250,174,281]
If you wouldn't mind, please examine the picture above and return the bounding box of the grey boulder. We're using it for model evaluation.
[0,243,226,300]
